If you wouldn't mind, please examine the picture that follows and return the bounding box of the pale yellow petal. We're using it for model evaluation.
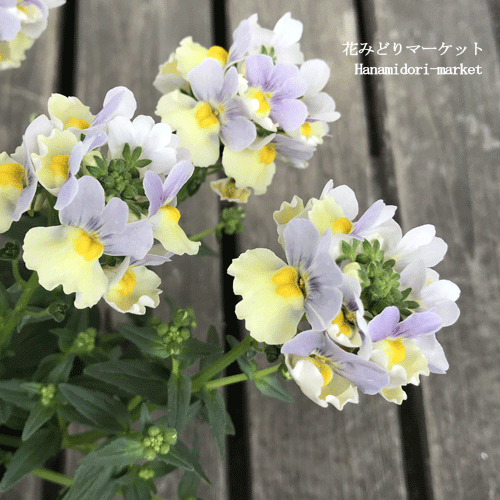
[210,177,251,203]
[175,36,209,78]
[308,196,347,235]
[47,94,93,131]
[228,248,304,344]
[23,226,108,308]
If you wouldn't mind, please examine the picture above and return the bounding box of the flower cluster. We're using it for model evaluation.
[154,13,340,200]
[0,0,65,70]
[1,86,200,311]
[228,180,460,409]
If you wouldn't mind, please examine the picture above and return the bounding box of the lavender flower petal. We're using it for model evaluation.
[367,306,401,342]
[220,116,256,152]
[144,170,165,217]
[103,220,153,260]
[188,58,224,103]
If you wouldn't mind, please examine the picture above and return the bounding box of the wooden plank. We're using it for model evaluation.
[226,2,408,499]
[369,0,500,498]
[0,10,63,500]
[71,1,226,499]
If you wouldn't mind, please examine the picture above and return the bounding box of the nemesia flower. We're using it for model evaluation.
[228,218,343,344]
[144,161,200,256]
[156,59,256,167]
[367,306,444,404]
[242,54,307,131]
[103,250,171,315]
[210,177,251,203]
[48,86,137,134]
[107,115,187,176]
[221,135,276,195]
[0,30,34,69]
[246,12,304,65]
[272,133,315,169]
[282,329,389,409]
[0,0,20,42]
[23,176,153,308]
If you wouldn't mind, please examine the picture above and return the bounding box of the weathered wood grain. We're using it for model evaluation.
[370,0,500,498]
[226,2,408,499]
[0,10,62,500]
[70,1,226,499]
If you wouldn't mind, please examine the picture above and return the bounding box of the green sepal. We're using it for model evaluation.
[254,373,293,403]
[21,401,56,441]
[167,373,192,432]
[0,427,60,493]
[0,241,21,261]
[199,388,228,459]
[84,360,169,405]
[59,383,130,432]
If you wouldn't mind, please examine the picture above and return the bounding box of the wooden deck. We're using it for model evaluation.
[1,0,499,498]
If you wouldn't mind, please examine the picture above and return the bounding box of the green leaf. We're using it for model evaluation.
[122,481,152,500]
[85,437,144,468]
[172,440,210,485]
[0,399,12,424]
[0,427,60,492]
[167,373,192,433]
[84,360,168,405]
[59,383,130,432]
[21,401,55,441]
[139,403,153,433]
[0,380,34,410]
[116,323,168,358]
[199,388,227,459]
[254,374,293,403]
[63,463,118,500]
[177,434,201,500]
[47,354,75,384]
[179,336,223,369]
[199,326,223,372]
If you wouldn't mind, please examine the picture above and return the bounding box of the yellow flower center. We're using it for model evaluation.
[49,155,70,180]
[272,266,303,299]
[245,88,272,117]
[160,204,181,223]
[0,163,27,190]
[331,217,353,235]
[0,52,3,62]
[117,268,136,297]
[300,122,312,137]
[66,118,90,130]
[332,311,352,337]
[309,354,334,388]
[17,1,27,13]
[207,45,229,65]
[258,144,276,165]
[74,230,104,262]
[381,339,406,367]
[195,102,219,129]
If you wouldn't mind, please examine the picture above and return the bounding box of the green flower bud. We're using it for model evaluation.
[138,467,155,480]
[163,428,177,445]
[159,444,170,455]
[143,437,152,447]
[148,426,161,437]
[144,449,156,461]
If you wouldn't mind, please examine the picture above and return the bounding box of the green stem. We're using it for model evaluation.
[189,222,224,242]
[11,260,27,288]
[31,467,73,487]
[171,358,180,377]
[191,336,254,392]
[0,271,39,351]
[204,364,281,390]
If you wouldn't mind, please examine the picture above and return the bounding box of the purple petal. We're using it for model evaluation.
[54,175,78,210]
[283,218,320,269]
[144,170,165,217]
[92,87,136,127]
[188,58,224,103]
[281,329,329,357]
[393,311,442,339]
[270,63,301,91]
[98,197,129,236]
[103,220,153,260]
[220,66,239,99]
[0,7,20,42]
[161,160,194,205]
[275,75,307,100]
[228,18,251,63]
[23,115,53,155]
[12,137,37,221]
[59,176,105,228]
[352,200,385,236]
[68,130,106,176]
[245,54,274,89]
[0,0,17,7]
[271,98,308,131]
[273,134,315,167]
[367,306,401,342]
[220,116,256,152]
